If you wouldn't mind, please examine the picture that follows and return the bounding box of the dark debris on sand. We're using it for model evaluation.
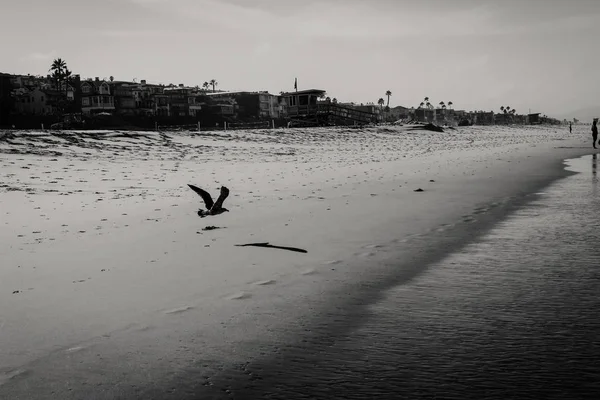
[202,226,223,231]
[407,123,445,133]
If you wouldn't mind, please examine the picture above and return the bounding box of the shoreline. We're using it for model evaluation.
[142,150,594,399]
[0,126,596,398]
[195,152,600,400]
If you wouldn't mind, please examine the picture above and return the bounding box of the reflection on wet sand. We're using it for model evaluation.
[193,155,600,399]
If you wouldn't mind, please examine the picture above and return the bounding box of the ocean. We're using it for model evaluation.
[180,154,600,399]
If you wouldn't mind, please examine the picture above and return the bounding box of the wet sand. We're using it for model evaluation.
[0,125,595,398]
[190,154,600,400]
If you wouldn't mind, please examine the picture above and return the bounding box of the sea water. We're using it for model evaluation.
[196,154,600,399]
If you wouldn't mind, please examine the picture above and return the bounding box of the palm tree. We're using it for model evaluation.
[209,79,218,93]
[506,106,511,113]
[439,101,445,109]
[49,58,66,91]
[378,98,385,110]
[50,58,66,76]
[202,82,210,91]
[50,70,61,91]
[63,68,72,98]
[385,90,392,107]
[424,96,429,103]
[325,96,331,102]
[448,101,453,109]
[419,102,425,109]
[332,98,338,104]
[426,102,432,109]
[49,58,73,114]
[109,76,114,82]
[500,106,505,113]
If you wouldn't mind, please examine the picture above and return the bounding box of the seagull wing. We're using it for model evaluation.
[187,184,214,210]
[211,186,230,211]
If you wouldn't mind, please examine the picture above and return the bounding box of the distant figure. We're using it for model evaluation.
[593,119,598,149]
[593,154,597,176]
[569,122,572,133]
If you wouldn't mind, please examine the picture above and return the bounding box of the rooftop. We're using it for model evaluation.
[281,89,326,96]
[205,90,272,96]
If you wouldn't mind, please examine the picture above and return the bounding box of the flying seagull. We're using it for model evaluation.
[188,184,230,217]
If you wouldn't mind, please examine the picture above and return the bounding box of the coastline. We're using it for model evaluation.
[197,152,600,400]
[0,126,596,398]
[144,147,597,399]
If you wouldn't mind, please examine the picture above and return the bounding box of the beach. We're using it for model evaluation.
[0,124,596,399]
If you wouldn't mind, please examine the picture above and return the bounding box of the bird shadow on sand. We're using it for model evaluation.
[235,242,308,253]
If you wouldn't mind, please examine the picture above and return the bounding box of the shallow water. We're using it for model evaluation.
[187,154,600,399]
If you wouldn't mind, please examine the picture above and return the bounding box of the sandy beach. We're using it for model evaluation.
[0,124,595,398]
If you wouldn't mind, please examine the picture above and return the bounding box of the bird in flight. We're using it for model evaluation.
[187,184,230,217]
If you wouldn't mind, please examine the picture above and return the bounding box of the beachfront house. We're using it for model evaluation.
[162,85,204,117]
[136,81,163,114]
[81,78,115,115]
[280,89,326,118]
[206,102,235,118]
[112,83,136,114]
[415,107,435,123]
[466,111,494,125]
[56,82,76,101]
[386,105,410,122]
[527,113,541,124]
[109,79,165,116]
[206,91,282,119]
[353,104,382,122]
[495,113,510,125]
[154,94,169,116]
[14,87,62,115]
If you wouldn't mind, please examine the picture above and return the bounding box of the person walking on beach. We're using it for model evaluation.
[593,119,598,149]
[569,122,572,133]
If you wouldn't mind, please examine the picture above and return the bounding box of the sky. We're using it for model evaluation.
[1,0,599,118]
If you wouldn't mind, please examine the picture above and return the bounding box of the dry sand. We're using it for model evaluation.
[0,124,595,398]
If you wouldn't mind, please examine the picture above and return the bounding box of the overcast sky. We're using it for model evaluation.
[1,0,598,116]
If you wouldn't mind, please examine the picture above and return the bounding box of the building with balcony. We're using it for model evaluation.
[80,78,115,115]
[109,79,162,116]
[205,91,282,119]
[154,94,169,116]
[280,89,325,118]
